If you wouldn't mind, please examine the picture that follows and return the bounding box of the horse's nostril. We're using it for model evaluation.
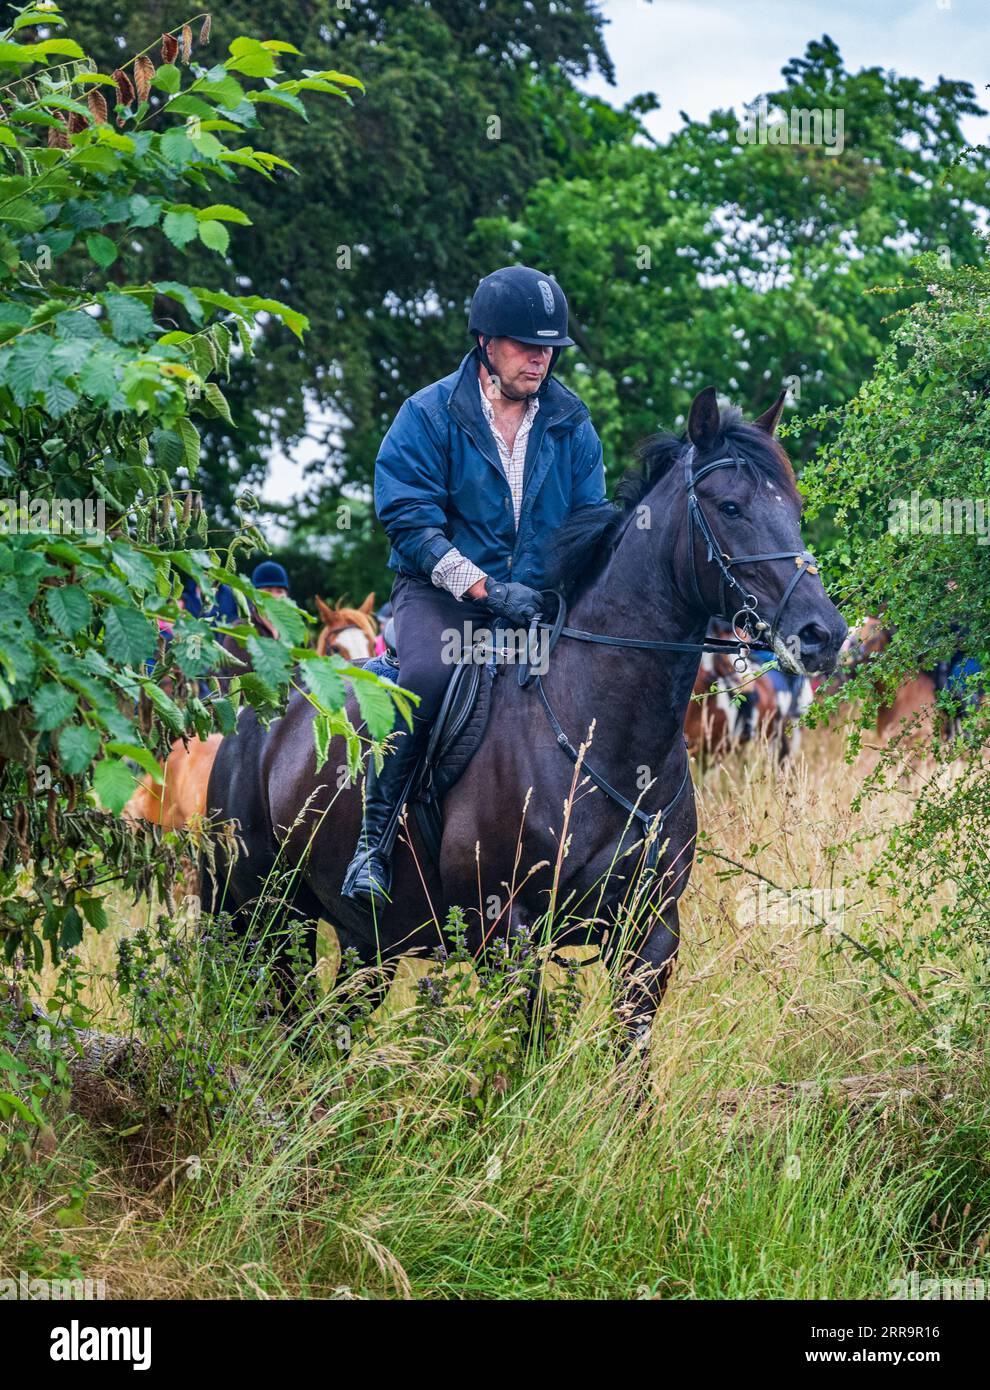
[799,622,830,651]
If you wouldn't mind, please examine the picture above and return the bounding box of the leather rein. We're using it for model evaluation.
[522,444,820,875]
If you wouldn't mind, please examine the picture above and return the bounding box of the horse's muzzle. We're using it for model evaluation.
[796,617,848,676]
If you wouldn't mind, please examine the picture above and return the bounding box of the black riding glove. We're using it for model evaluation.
[481,577,543,626]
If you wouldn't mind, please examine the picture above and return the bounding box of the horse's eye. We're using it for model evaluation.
[719,501,741,518]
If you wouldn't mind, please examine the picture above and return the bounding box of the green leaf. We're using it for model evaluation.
[154,280,204,322]
[212,697,237,735]
[0,196,45,232]
[167,95,217,120]
[93,757,136,814]
[254,591,306,645]
[311,70,365,91]
[105,741,163,782]
[354,678,397,740]
[202,381,233,423]
[190,74,248,108]
[46,585,92,636]
[78,894,110,934]
[302,655,346,711]
[83,570,130,607]
[153,63,182,94]
[0,1091,38,1125]
[110,541,159,595]
[59,905,82,949]
[3,336,53,405]
[187,129,227,160]
[196,204,252,225]
[176,416,201,471]
[226,49,279,79]
[103,292,155,344]
[210,321,231,375]
[58,723,100,775]
[0,1049,28,1075]
[159,127,197,166]
[191,287,309,341]
[129,194,159,227]
[152,428,185,471]
[198,219,230,254]
[237,670,280,713]
[140,680,185,734]
[313,712,332,770]
[86,232,117,268]
[248,90,307,120]
[162,209,199,248]
[73,145,118,174]
[77,351,120,403]
[33,683,77,732]
[44,377,79,418]
[103,606,157,668]
[29,38,86,60]
[245,634,291,689]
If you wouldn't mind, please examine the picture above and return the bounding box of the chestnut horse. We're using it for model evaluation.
[314,594,377,660]
[836,618,937,744]
[125,595,378,830]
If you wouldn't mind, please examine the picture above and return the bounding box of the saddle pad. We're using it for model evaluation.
[355,653,493,799]
[430,662,493,799]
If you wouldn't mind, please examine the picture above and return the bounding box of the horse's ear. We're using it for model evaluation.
[315,595,334,625]
[753,388,787,436]
[687,387,721,451]
[359,591,375,615]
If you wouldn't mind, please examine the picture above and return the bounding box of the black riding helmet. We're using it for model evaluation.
[469,266,575,397]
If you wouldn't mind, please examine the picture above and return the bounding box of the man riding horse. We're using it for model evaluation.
[341,265,606,910]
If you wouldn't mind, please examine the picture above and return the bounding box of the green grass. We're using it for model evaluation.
[3,725,989,1299]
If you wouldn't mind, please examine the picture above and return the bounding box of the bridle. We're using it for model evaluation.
[522,442,821,875]
[683,446,819,657]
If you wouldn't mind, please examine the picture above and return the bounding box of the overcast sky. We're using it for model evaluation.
[263,0,989,505]
[582,0,989,144]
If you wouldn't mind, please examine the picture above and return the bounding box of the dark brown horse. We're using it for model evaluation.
[202,388,847,1047]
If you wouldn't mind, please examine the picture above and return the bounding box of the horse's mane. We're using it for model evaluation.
[543,407,799,596]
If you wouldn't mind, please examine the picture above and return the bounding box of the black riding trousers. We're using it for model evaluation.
[390,574,493,727]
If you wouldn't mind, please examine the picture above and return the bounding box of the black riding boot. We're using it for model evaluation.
[341,722,428,911]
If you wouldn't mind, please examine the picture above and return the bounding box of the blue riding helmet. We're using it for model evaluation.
[251,560,290,592]
[469,265,575,397]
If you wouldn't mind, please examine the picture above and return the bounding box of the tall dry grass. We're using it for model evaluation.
[3,722,988,1299]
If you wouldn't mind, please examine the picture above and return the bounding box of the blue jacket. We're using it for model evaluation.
[375,348,606,588]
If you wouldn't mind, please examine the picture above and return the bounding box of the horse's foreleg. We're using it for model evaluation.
[618,900,681,1054]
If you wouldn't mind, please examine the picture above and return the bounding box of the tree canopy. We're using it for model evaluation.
[47,11,990,599]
